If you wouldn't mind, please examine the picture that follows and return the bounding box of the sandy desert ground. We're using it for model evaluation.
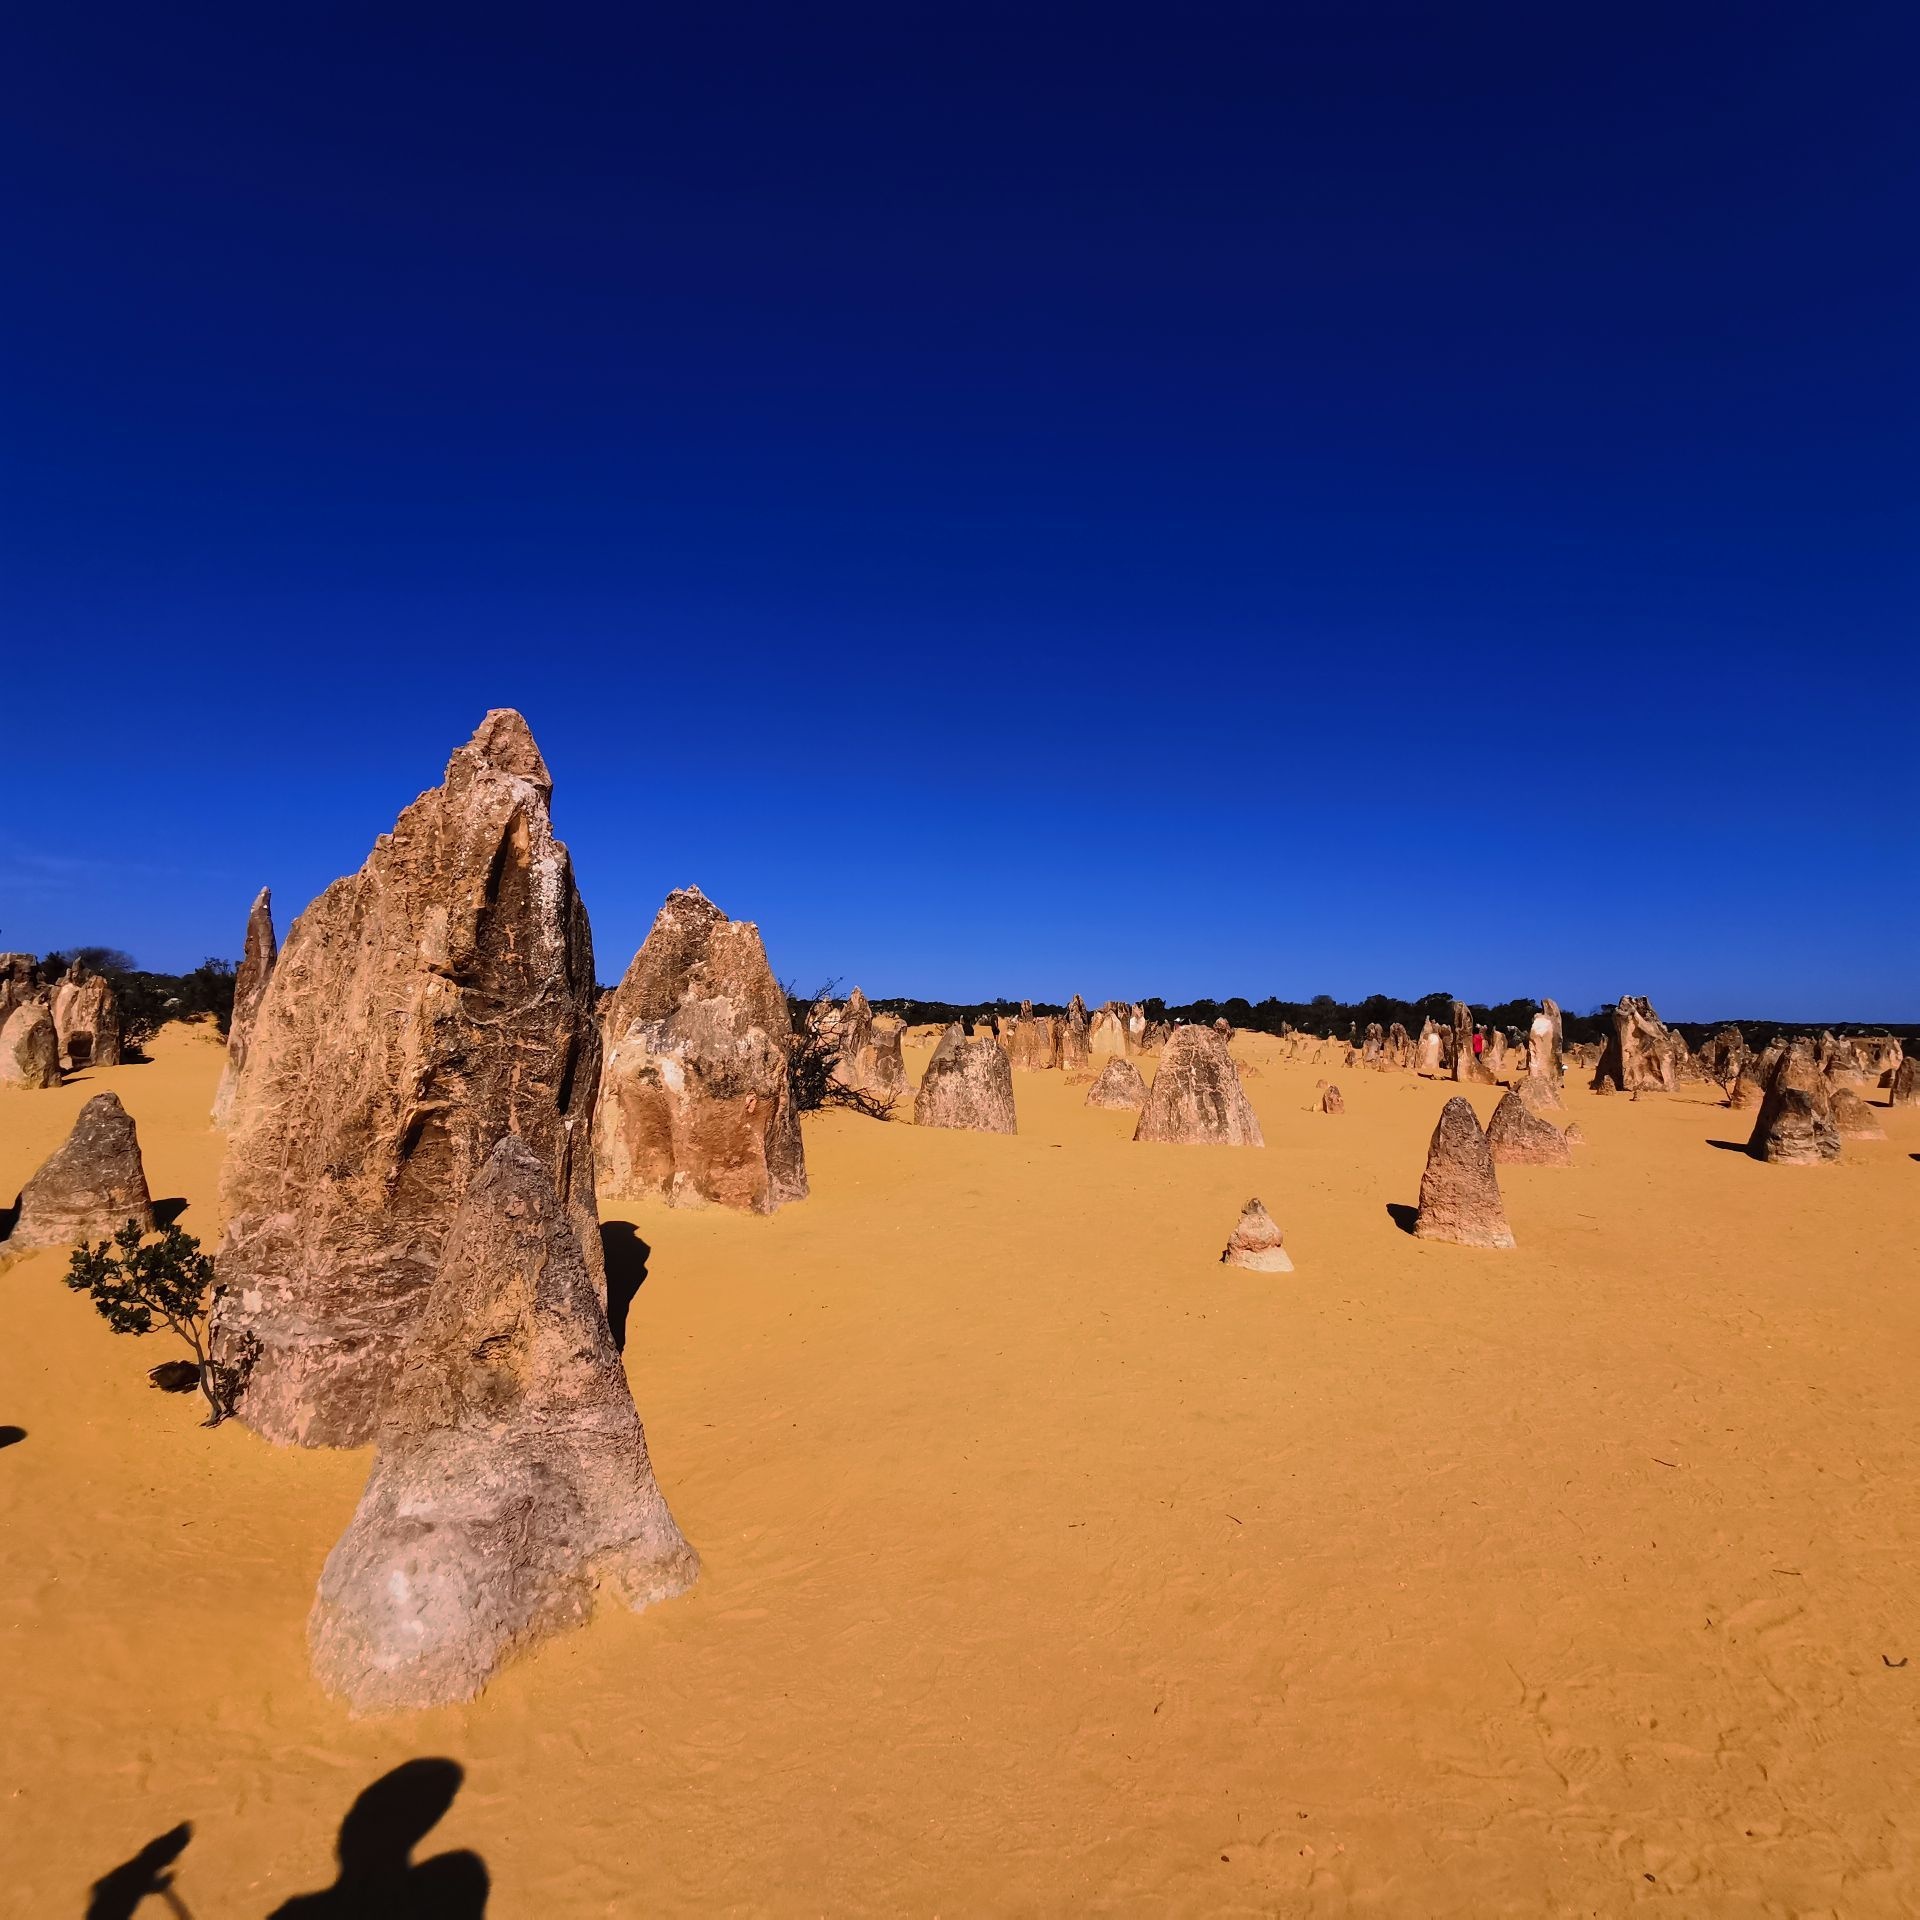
[3,1022,1918,1916]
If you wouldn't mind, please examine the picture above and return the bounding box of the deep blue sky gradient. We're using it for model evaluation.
[4,3,1915,1016]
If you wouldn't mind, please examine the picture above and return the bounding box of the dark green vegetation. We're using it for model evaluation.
[65,1221,239,1425]
[38,947,237,1056]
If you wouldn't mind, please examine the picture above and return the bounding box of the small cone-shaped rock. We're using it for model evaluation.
[597,887,807,1214]
[1485,1089,1573,1166]
[1220,1198,1292,1272]
[1746,1039,1841,1164]
[1829,1086,1885,1140]
[1413,1097,1514,1248]
[1319,1081,1344,1115]
[8,1091,155,1250]
[1564,1121,1586,1145]
[211,887,278,1128]
[1134,1026,1263,1146]
[1084,1056,1147,1110]
[914,1026,1017,1134]
[50,963,122,1071]
[214,710,604,1449]
[0,1000,61,1089]
[308,1137,697,1713]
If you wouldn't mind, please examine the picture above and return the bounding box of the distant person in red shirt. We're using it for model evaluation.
[1472,1029,1485,1057]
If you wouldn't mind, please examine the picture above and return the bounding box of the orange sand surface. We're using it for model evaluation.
[4,1024,1920,1915]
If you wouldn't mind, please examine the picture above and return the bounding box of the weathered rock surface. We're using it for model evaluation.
[1088,1006,1129,1061]
[1891,1057,1920,1108]
[1058,998,1091,1075]
[1485,1089,1573,1166]
[0,999,61,1090]
[835,988,909,1102]
[1361,1023,1386,1070]
[1004,1002,1059,1072]
[1413,1019,1446,1076]
[1220,1198,1292,1272]
[1829,1086,1885,1140]
[0,954,40,1026]
[1413,1097,1514,1248]
[1700,1025,1749,1089]
[211,887,279,1128]
[597,887,807,1215]
[213,710,604,1450]
[308,1137,697,1713]
[1746,1039,1841,1164]
[1127,1006,1150,1055]
[9,1091,155,1250]
[1451,1003,1496,1084]
[914,1026,1017,1133]
[1134,1026,1263,1146]
[1387,1022,1413,1070]
[1083,1056,1147,1110]
[51,963,122,1070]
[1319,1081,1344,1115]
[1592,996,1676,1094]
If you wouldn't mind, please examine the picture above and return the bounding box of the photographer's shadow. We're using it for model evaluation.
[270,1758,486,1917]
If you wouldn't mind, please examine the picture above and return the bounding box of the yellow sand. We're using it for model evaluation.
[4,1024,1919,1915]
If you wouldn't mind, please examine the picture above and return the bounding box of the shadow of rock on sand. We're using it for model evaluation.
[1385,1202,1418,1236]
[152,1197,190,1228]
[1705,1139,1753,1154]
[600,1222,651,1354]
[269,1758,487,1918]
[86,1821,192,1920]
[0,1426,24,1449]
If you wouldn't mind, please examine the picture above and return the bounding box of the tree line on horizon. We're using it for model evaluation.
[13,947,1915,1057]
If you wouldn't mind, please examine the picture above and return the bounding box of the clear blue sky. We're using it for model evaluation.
[4,3,1914,1018]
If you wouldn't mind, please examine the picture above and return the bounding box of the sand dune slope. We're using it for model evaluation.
[3,1024,1918,1914]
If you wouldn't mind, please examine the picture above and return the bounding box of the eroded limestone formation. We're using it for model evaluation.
[597,887,807,1215]
[1891,1057,1920,1108]
[1084,1056,1147,1110]
[1451,1002,1495,1085]
[214,710,604,1449]
[1319,1081,1345,1115]
[1220,1198,1292,1272]
[1829,1086,1885,1140]
[1058,997,1091,1075]
[1387,1022,1413,1071]
[914,1026,1017,1134]
[1485,1089,1573,1167]
[0,954,40,1026]
[8,1091,155,1251]
[211,887,279,1129]
[51,963,122,1071]
[836,987,909,1103]
[1413,1097,1514,1248]
[1004,1002,1059,1072]
[308,1138,697,1713]
[1134,1026,1263,1146]
[1088,1005,1129,1061]
[1413,1019,1446,1077]
[1591,996,1676,1094]
[1746,1038,1841,1165]
[0,1000,61,1090]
